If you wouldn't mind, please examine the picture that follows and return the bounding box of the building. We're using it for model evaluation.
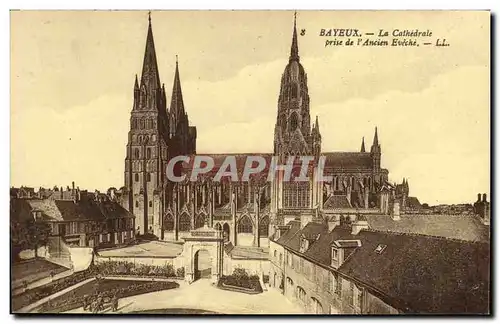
[10,183,136,261]
[117,13,410,246]
[269,219,490,314]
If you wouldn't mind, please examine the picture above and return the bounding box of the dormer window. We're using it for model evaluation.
[331,239,362,269]
[332,248,339,261]
[374,244,387,254]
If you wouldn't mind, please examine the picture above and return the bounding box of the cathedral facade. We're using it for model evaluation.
[118,14,405,247]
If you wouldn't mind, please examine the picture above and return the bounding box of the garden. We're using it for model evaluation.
[12,261,185,312]
[36,278,179,313]
[217,268,263,294]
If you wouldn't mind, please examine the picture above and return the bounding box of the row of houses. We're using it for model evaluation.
[10,183,136,257]
[269,216,490,314]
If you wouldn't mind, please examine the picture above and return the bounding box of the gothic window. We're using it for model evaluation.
[135,173,139,182]
[147,173,151,182]
[135,201,139,208]
[291,84,298,98]
[147,148,152,159]
[134,148,140,159]
[289,112,299,131]
[132,119,137,129]
[152,134,156,143]
[140,86,146,108]
[195,215,205,229]
[140,119,145,129]
[138,136,142,144]
[283,182,310,208]
[164,214,174,231]
[259,216,269,237]
[179,213,191,232]
[237,215,253,233]
[144,136,149,144]
[351,176,355,189]
[149,201,152,207]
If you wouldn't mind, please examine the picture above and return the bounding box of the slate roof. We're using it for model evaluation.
[365,214,490,243]
[323,195,352,209]
[323,152,373,170]
[406,196,422,209]
[274,222,490,314]
[10,196,134,223]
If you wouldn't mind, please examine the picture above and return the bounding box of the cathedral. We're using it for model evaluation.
[117,13,409,247]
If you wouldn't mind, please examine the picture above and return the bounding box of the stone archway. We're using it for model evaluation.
[194,249,212,280]
[181,225,224,285]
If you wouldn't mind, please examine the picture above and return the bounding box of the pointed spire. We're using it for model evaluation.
[373,127,379,146]
[289,11,300,62]
[141,11,161,90]
[361,137,366,152]
[315,115,319,132]
[134,74,139,89]
[170,56,186,136]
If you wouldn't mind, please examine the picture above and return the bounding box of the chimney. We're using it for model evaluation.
[72,181,75,192]
[477,193,482,202]
[60,187,63,199]
[482,193,487,203]
[351,219,369,235]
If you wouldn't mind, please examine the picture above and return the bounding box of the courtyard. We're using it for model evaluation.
[66,279,303,314]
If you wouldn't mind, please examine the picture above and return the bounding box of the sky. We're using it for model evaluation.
[10,10,490,204]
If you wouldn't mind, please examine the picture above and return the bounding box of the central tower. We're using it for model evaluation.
[270,13,323,229]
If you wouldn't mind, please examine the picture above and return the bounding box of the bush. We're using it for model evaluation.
[176,267,185,278]
[38,280,179,313]
[93,261,181,278]
[218,268,262,293]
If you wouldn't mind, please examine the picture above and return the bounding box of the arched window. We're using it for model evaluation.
[140,119,145,129]
[311,297,324,314]
[237,215,253,233]
[147,173,151,182]
[134,173,139,182]
[179,213,191,232]
[147,148,152,159]
[132,119,137,129]
[274,250,277,258]
[149,201,152,207]
[134,148,140,159]
[291,84,298,98]
[195,215,205,229]
[164,214,174,231]
[140,86,146,108]
[135,201,139,208]
[297,286,306,303]
[259,216,269,237]
[289,112,299,131]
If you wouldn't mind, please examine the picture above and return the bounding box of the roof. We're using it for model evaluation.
[10,196,134,223]
[323,152,373,170]
[273,222,490,314]
[323,195,352,209]
[365,214,490,243]
[406,196,422,209]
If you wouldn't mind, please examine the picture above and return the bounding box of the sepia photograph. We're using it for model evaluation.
[10,10,490,315]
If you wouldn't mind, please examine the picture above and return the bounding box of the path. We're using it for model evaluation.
[66,279,302,314]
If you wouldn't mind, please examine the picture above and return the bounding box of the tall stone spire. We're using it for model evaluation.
[372,127,379,146]
[289,11,300,62]
[140,12,161,90]
[170,55,186,136]
[361,137,366,152]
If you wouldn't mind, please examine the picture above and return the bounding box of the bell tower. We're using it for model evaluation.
[124,13,169,236]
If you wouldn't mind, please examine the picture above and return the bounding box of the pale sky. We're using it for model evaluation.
[11,10,490,204]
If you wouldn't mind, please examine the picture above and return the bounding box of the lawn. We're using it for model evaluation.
[12,258,68,286]
[35,279,179,313]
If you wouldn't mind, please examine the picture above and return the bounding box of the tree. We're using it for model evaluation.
[25,219,52,258]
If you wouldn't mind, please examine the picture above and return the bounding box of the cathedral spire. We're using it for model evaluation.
[289,11,300,62]
[373,127,379,146]
[315,115,320,132]
[134,74,139,89]
[361,137,366,152]
[141,12,161,90]
[170,55,186,135]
